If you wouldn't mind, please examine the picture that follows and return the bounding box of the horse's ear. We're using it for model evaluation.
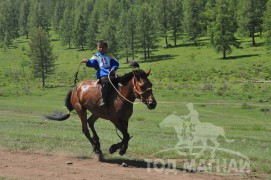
[133,70,140,79]
[146,69,151,77]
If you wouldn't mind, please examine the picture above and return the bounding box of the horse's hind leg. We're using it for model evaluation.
[87,115,102,154]
[77,110,97,154]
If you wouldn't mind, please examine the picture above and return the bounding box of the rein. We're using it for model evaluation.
[108,71,138,104]
[74,65,140,104]
[108,70,153,104]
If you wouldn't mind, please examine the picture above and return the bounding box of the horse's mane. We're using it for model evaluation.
[118,70,148,85]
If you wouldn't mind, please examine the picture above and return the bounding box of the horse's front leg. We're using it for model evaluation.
[119,131,130,156]
[109,132,130,156]
[87,115,102,155]
[109,119,130,156]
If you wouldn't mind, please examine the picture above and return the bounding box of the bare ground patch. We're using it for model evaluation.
[0,148,250,180]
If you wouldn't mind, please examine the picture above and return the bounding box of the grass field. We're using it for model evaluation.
[1,35,271,179]
[0,95,271,178]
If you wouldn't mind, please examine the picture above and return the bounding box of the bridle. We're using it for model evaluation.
[108,72,153,105]
[132,77,153,102]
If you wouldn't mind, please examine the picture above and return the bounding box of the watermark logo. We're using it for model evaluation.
[145,103,250,175]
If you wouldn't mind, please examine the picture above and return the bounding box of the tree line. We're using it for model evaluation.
[1,0,271,61]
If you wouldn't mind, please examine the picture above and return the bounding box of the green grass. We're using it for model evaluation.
[0,96,271,178]
[0,178,18,180]
[1,35,271,178]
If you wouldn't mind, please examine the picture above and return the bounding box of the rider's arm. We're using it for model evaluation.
[110,57,119,71]
[82,55,99,70]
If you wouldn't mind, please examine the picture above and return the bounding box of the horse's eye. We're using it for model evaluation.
[140,85,145,91]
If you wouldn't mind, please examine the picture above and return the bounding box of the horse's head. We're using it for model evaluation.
[133,69,157,109]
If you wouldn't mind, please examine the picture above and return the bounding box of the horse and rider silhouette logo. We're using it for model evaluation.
[158,103,249,159]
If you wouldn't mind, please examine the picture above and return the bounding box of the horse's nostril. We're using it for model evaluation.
[148,102,156,109]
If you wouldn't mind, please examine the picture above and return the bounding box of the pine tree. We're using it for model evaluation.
[19,0,30,38]
[204,0,217,45]
[155,0,170,45]
[182,0,202,45]
[117,7,138,62]
[237,0,267,46]
[95,0,121,54]
[136,3,159,61]
[73,13,87,50]
[52,1,65,35]
[263,0,271,50]
[28,1,50,32]
[168,0,183,46]
[0,2,5,47]
[29,27,56,87]
[229,0,238,33]
[211,0,240,59]
[2,32,11,51]
[86,8,99,50]
[59,6,74,48]
[82,0,95,23]
[0,0,20,46]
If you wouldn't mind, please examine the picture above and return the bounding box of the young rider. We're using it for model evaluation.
[82,40,119,106]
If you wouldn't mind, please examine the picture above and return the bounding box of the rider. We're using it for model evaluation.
[82,40,119,106]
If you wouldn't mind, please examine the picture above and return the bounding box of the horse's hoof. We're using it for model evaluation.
[109,144,118,154]
[93,151,104,162]
[97,153,105,162]
[95,148,102,155]
[119,149,127,156]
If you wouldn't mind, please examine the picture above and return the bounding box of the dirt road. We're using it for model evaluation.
[0,149,247,180]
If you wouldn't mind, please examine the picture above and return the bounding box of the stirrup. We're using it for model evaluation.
[98,99,106,106]
[94,79,101,86]
[118,83,123,87]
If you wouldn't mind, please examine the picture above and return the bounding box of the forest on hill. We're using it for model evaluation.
[1,0,271,98]
[1,0,271,60]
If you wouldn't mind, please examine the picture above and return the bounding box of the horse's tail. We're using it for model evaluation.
[45,89,74,121]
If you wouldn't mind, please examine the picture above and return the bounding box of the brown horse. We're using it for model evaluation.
[46,69,157,157]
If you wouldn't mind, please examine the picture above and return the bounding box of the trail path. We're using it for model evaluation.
[0,149,245,180]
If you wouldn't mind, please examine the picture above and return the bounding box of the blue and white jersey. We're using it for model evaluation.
[94,53,111,69]
[86,52,119,79]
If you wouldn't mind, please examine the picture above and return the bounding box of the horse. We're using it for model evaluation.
[46,69,157,158]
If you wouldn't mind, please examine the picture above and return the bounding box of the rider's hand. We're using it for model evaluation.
[110,69,115,73]
[110,69,117,77]
[81,58,88,63]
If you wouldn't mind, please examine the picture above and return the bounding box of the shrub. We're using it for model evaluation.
[241,103,254,109]
[202,83,213,91]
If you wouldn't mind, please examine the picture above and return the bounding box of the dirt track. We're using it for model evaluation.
[0,149,248,180]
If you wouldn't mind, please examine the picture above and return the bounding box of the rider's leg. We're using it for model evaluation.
[100,76,111,106]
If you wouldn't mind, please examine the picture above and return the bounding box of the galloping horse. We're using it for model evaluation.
[46,69,157,157]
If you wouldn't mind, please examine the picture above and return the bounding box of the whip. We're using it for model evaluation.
[74,62,83,86]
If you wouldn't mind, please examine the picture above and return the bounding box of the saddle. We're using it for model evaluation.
[94,76,120,88]
[93,76,121,106]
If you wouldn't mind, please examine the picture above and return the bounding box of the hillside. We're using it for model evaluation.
[1,36,271,104]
